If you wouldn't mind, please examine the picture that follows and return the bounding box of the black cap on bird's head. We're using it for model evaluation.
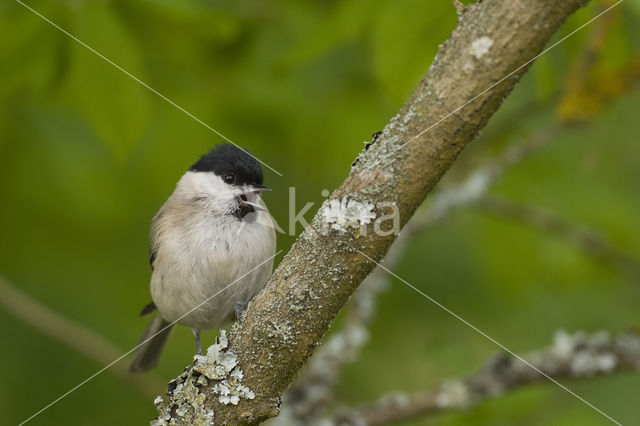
[189,144,264,187]
[190,144,269,214]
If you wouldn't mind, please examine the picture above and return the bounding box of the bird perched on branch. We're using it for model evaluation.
[130,144,276,372]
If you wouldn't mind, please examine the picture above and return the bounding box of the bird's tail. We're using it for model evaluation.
[129,315,173,372]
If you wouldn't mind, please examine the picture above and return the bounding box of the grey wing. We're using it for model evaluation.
[139,207,166,316]
[149,207,166,271]
[139,301,157,316]
[149,248,157,271]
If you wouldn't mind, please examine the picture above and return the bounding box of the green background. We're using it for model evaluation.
[1,0,639,425]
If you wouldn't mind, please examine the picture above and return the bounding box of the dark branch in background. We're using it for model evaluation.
[475,197,640,279]
[154,1,594,423]
[0,275,164,399]
[331,329,640,425]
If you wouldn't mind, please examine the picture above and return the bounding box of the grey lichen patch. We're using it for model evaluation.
[374,391,410,411]
[212,380,255,405]
[352,132,383,167]
[267,320,294,343]
[552,330,618,377]
[322,197,375,232]
[194,330,256,405]
[462,60,474,74]
[571,351,616,376]
[435,379,472,408]
[615,332,640,367]
[354,109,412,175]
[470,36,493,59]
[193,330,238,380]
[152,331,258,424]
[402,105,419,125]
[153,376,213,426]
[385,112,408,138]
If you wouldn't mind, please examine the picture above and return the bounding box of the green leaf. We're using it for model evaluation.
[62,2,150,163]
[531,56,559,102]
[626,0,640,15]
[280,0,377,69]
[0,3,59,99]
[369,0,456,103]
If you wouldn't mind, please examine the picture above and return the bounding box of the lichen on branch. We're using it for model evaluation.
[155,1,593,423]
[331,330,640,425]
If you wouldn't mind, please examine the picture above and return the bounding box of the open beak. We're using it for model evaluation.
[251,184,271,192]
[240,185,270,211]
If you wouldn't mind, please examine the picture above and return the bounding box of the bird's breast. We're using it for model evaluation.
[150,211,276,329]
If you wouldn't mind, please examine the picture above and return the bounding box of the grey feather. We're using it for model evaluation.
[139,301,156,316]
[129,315,173,372]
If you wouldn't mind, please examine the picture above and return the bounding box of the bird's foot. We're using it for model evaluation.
[234,301,248,321]
[192,328,202,355]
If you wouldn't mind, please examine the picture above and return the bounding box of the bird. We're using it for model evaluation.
[129,143,276,372]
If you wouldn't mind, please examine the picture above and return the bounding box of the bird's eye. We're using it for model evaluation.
[223,173,236,184]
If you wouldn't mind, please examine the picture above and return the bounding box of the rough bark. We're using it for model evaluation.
[156,1,591,424]
[274,124,556,425]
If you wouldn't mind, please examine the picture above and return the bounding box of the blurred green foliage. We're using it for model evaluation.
[1,0,639,425]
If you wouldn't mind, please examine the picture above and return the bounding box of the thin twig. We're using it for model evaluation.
[475,196,640,278]
[0,274,164,399]
[331,329,640,425]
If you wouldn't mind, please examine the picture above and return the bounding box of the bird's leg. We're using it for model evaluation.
[234,301,247,321]
[192,328,202,355]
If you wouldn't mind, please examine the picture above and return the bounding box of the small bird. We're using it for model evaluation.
[130,144,276,372]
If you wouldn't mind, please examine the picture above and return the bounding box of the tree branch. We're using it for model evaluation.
[331,329,640,425]
[154,1,592,423]
[475,196,640,278]
[0,275,164,399]
[275,124,557,424]
[274,232,407,425]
